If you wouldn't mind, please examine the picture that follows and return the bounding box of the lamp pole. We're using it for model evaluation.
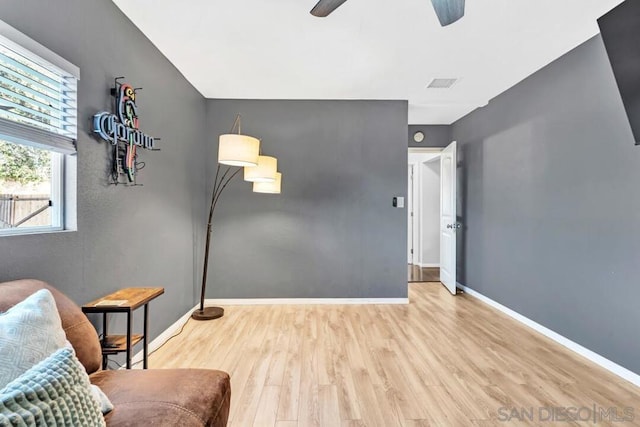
[192,163,242,320]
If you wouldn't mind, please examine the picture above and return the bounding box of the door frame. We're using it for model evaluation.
[408,148,443,267]
[408,164,414,264]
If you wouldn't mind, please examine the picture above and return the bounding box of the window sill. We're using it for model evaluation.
[0,227,76,237]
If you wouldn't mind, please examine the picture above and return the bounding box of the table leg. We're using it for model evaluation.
[126,310,132,369]
[102,313,108,370]
[143,303,149,369]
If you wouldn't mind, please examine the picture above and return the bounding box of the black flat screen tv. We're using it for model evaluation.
[598,0,640,145]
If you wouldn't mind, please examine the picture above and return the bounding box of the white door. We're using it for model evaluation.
[407,165,414,264]
[440,141,457,295]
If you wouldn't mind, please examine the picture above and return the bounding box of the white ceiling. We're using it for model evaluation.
[112,0,623,124]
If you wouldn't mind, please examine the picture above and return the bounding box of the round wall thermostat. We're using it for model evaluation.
[413,131,425,143]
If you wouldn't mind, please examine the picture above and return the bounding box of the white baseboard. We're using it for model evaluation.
[204,298,409,306]
[458,283,640,387]
[418,263,439,268]
[130,303,198,368]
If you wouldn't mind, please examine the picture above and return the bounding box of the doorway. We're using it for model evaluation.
[407,148,442,283]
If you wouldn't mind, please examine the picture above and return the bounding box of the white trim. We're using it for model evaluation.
[204,298,409,306]
[408,163,415,264]
[418,263,440,268]
[0,225,64,237]
[130,303,197,367]
[458,283,640,387]
[50,152,63,229]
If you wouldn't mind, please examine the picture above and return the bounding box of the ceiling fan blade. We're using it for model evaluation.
[430,0,465,26]
[310,0,349,17]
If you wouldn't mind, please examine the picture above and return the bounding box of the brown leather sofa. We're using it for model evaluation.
[0,279,231,427]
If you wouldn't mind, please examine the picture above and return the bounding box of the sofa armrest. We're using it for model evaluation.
[90,369,230,427]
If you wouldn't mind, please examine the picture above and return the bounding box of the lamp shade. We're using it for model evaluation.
[218,134,260,166]
[244,155,277,183]
[253,172,281,194]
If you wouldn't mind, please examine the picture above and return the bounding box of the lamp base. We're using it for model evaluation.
[191,306,225,321]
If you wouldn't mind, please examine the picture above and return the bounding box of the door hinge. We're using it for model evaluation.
[411,249,414,254]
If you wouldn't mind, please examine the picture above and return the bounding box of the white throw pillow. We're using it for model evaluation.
[0,289,67,389]
[90,384,114,414]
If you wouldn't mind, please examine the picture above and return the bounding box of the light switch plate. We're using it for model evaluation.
[393,197,405,208]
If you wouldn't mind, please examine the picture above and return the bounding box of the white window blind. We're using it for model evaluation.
[0,21,78,154]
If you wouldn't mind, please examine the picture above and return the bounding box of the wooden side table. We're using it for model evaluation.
[82,287,164,370]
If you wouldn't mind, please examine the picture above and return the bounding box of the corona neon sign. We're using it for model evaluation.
[93,78,158,184]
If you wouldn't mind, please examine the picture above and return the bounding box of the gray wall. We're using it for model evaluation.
[409,125,451,148]
[206,100,408,298]
[452,35,640,374]
[0,0,207,340]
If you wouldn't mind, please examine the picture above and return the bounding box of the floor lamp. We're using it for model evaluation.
[192,115,282,321]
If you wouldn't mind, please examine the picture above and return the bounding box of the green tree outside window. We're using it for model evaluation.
[0,141,51,184]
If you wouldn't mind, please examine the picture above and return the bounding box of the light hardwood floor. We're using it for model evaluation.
[408,266,439,283]
[150,283,640,426]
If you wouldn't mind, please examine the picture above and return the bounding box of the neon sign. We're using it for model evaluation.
[93,78,158,185]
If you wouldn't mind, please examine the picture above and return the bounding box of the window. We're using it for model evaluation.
[0,20,79,235]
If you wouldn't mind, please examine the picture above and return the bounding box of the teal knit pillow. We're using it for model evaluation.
[0,347,105,427]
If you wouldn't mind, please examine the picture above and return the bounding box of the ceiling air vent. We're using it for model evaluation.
[427,78,458,89]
